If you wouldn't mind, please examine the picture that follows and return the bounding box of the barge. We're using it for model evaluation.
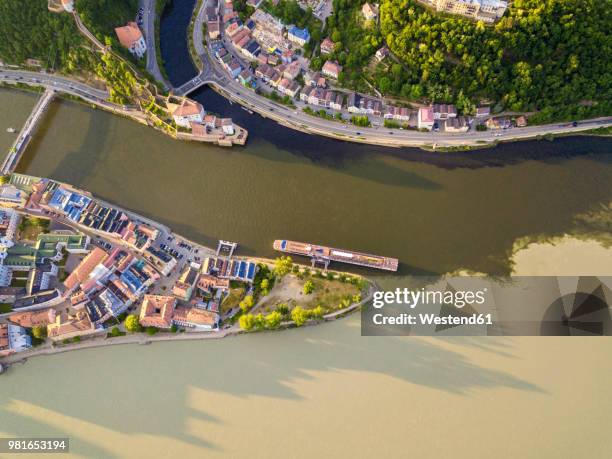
[273,240,399,272]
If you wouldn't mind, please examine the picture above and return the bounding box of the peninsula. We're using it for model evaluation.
[0,173,378,371]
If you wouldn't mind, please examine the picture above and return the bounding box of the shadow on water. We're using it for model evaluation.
[0,321,544,455]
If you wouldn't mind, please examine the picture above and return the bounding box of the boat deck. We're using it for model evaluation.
[273,240,399,272]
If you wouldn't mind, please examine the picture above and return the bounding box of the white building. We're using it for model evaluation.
[115,22,147,58]
[418,107,435,130]
[171,99,206,128]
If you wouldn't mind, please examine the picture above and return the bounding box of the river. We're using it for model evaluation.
[1,1,612,455]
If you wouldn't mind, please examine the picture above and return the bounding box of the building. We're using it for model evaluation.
[476,106,491,117]
[63,247,108,293]
[172,306,219,330]
[172,264,200,301]
[115,22,147,58]
[171,99,205,128]
[362,2,379,20]
[347,94,383,116]
[445,116,470,132]
[320,38,335,55]
[283,60,301,80]
[139,294,176,329]
[384,106,411,121]
[61,0,75,13]
[375,46,389,61]
[0,184,27,208]
[418,106,435,130]
[322,60,342,79]
[287,26,311,46]
[277,78,301,98]
[515,116,527,127]
[8,308,57,328]
[418,0,508,23]
[47,311,96,341]
[432,104,457,120]
[304,71,326,88]
[222,119,235,135]
[0,323,31,356]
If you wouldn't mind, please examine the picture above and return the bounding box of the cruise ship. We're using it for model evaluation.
[273,240,399,272]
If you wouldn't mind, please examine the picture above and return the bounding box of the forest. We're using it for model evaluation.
[0,0,94,73]
[326,0,611,120]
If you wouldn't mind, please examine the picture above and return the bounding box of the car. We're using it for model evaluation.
[105,243,112,249]
[179,254,184,259]
[572,121,578,127]
[389,132,394,135]
[433,122,440,132]
[356,132,361,135]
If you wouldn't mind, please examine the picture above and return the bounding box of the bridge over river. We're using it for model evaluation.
[2,88,55,175]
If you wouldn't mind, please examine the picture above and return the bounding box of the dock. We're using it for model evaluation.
[273,240,399,272]
[2,88,55,175]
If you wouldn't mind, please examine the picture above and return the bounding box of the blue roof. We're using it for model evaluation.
[289,26,310,41]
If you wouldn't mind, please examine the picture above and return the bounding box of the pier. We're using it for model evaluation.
[273,240,399,272]
[2,88,55,175]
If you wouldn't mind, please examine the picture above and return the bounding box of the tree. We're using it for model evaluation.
[291,306,308,326]
[311,305,324,320]
[239,295,255,313]
[110,326,122,337]
[146,326,158,336]
[277,303,289,316]
[239,314,255,330]
[265,311,282,329]
[32,325,47,340]
[125,314,141,332]
[260,278,270,296]
[274,256,293,277]
[303,280,315,295]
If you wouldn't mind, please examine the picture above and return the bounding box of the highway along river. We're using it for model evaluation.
[1,5,612,455]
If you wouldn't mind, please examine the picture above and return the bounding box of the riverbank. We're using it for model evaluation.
[0,279,376,371]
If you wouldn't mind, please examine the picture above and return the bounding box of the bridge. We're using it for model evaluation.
[2,89,55,175]
[172,70,216,96]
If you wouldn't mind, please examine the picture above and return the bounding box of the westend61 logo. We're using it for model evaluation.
[372,287,488,309]
[362,277,612,336]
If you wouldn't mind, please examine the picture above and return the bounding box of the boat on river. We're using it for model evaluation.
[273,239,399,271]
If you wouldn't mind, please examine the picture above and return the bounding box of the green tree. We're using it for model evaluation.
[303,280,315,295]
[32,325,47,340]
[291,306,308,326]
[146,327,158,336]
[265,311,283,329]
[274,256,293,277]
[110,326,121,337]
[239,313,255,330]
[311,305,324,320]
[125,314,141,333]
[260,278,270,296]
[277,303,290,316]
[239,295,255,313]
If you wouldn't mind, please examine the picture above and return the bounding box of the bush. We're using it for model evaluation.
[110,326,122,337]
[303,280,315,295]
[125,314,141,332]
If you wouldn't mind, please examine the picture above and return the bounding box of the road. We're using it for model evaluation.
[140,0,171,89]
[0,68,149,123]
[183,0,612,148]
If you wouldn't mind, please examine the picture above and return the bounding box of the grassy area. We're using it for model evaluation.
[258,271,364,315]
[0,303,13,313]
[10,278,27,288]
[19,216,50,241]
[221,286,246,315]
